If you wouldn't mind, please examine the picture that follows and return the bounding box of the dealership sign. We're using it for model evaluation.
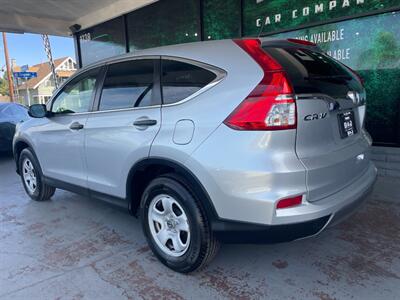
[256,0,366,27]
[243,0,400,35]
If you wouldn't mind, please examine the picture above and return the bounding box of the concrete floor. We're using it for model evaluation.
[0,154,399,300]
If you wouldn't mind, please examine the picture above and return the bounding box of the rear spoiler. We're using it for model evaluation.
[258,38,323,52]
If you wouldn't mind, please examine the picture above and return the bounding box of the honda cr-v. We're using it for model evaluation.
[13,38,377,273]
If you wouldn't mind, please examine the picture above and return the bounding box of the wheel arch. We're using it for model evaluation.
[126,157,218,222]
[13,138,34,174]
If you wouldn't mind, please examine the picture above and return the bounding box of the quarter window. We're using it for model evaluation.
[51,68,99,114]
[161,60,217,104]
[99,59,156,111]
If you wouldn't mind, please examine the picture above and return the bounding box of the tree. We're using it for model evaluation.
[0,73,10,96]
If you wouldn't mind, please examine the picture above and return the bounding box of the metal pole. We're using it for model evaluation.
[2,32,14,102]
[25,78,30,106]
[10,61,19,102]
[13,74,19,102]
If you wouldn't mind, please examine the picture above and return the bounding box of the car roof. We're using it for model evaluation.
[80,38,322,70]
[53,39,240,93]
[0,102,26,111]
[0,102,9,111]
[60,38,322,97]
[79,39,236,70]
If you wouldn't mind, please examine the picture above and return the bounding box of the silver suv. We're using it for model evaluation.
[13,38,377,273]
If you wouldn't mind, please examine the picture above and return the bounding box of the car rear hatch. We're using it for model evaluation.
[263,40,370,202]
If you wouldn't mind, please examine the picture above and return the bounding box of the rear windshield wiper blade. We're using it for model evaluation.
[305,74,352,80]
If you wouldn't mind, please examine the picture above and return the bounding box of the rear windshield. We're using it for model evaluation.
[263,47,362,97]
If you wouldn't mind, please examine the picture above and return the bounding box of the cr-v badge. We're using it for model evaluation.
[304,112,327,121]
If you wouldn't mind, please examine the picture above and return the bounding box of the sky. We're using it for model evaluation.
[0,33,75,75]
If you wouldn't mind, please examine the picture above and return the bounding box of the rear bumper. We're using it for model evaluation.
[213,215,331,244]
[212,162,377,243]
[271,162,377,225]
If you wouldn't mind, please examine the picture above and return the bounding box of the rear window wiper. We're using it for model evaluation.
[305,74,352,80]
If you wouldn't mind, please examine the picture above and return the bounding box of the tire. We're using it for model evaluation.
[19,148,56,201]
[140,174,219,273]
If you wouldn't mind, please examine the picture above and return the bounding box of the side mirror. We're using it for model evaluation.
[28,104,48,118]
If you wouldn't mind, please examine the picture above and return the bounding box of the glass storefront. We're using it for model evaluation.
[203,0,242,40]
[273,11,400,146]
[127,0,201,51]
[75,0,400,146]
[77,17,126,66]
[243,0,400,36]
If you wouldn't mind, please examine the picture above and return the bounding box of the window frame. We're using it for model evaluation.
[160,56,226,106]
[93,55,162,113]
[47,55,226,116]
[48,65,106,116]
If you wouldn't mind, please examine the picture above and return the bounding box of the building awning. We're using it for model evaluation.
[0,0,156,36]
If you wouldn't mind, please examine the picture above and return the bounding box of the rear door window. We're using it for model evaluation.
[263,47,362,97]
[99,59,157,111]
[161,60,216,104]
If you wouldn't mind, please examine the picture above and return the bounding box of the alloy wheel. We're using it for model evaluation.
[22,158,37,194]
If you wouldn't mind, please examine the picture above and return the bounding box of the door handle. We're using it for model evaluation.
[70,122,84,130]
[133,119,157,127]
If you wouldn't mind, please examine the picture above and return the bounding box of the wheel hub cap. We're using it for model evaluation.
[22,158,37,194]
[166,218,175,229]
[148,194,190,257]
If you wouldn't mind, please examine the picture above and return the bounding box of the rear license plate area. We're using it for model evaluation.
[338,110,357,138]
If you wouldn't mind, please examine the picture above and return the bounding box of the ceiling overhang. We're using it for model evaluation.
[0,0,157,36]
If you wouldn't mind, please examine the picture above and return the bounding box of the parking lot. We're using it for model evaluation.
[0,153,399,300]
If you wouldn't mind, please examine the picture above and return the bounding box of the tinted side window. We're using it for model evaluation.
[51,68,99,114]
[161,60,216,104]
[99,59,156,111]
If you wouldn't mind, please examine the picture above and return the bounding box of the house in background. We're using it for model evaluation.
[17,57,76,105]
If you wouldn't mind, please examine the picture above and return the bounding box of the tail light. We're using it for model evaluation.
[224,39,296,131]
[276,195,303,209]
